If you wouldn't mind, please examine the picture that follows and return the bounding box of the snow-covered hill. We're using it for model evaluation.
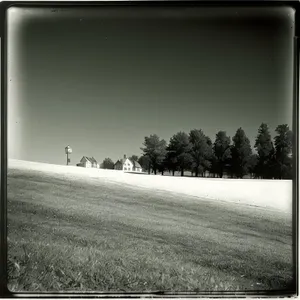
[8,159,293,213]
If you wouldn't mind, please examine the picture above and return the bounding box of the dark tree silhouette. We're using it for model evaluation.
[254,123,274,179]
[129,155,139,162]
[158,158,167,176]
[101,158,115,169]
[165,151,178,176]
[203,136,213,176]
[140,134,167,175]
[188,129,212,177]
[208,153,218,178]
[231,128,253,178]
[274,124,293,179]
[166,132,192,177]
[138,155,150,173]
[248,154,259,179]
[138,123,292,179]
[213,131,232,178]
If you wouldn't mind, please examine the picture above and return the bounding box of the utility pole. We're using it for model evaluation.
[65,145,72,165]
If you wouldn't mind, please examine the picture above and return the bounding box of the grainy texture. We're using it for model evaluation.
[7,167,293,292]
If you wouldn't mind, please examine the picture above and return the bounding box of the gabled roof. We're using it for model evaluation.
[81,156,98,164]
[131,160,141,168]
[118,158,131,165]
[81,156,91,163]
[114,159,123,165]
[114,157,141,168]
[90,157,98,164]
[115,158,126,165]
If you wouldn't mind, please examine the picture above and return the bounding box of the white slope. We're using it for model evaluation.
[8,159,292,213]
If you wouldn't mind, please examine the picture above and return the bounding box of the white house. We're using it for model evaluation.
[114,155,142,172]
[77,156,100,168]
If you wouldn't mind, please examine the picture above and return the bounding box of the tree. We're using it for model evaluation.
[274,124,293,179]
[203,136,213,176]
[101,158,115,169]
[130,154,149,172]
[248,154,259,178]
[166,132,192,177]
[140,134,167,175]
[231,128,253,178]
[158,158,167,176]
[129,155,139,162]
[165,151,178,176]
[207,153,218,177]
[138,155,150,173]
[188,129,213,177]
[254,123,274,179]
[213,131,232,178]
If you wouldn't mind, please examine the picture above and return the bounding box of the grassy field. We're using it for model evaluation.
[7,165,294,293]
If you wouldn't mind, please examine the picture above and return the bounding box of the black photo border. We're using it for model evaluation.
[0,1,298,297]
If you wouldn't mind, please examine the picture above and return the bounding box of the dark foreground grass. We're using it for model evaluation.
[7,167,293,292]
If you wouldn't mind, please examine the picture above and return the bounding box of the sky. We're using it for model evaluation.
[7,6,294,165]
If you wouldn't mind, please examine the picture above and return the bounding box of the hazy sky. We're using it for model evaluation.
[7,6,294,165]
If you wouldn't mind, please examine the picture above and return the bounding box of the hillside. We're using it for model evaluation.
[7,160,294,292]
[8,159,293,212]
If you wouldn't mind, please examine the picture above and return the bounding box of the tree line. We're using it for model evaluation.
[101,123,293,179]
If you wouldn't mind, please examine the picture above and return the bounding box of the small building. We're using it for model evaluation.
[114,155,142,172]
[77,156,100,168]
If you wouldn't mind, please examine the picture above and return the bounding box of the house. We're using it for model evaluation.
[77,156,100,168]
[114,155,142,172]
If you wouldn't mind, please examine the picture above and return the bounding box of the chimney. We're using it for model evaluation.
[124,154,126,159]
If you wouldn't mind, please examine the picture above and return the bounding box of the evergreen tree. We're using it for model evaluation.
[208,153,218,177]
[141,134,167,175]
[274,124,293,179]
[165,151,178,176]
[248,154,259,179]
[254,123,274,179]
[203,136,214,177]
[138,155,150,172]
[101,158,115,169]
[213,131,232,178]
[188,129,212,177]
[129,155,139,162]
[166,132,192,177]
[231,128,253,178]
